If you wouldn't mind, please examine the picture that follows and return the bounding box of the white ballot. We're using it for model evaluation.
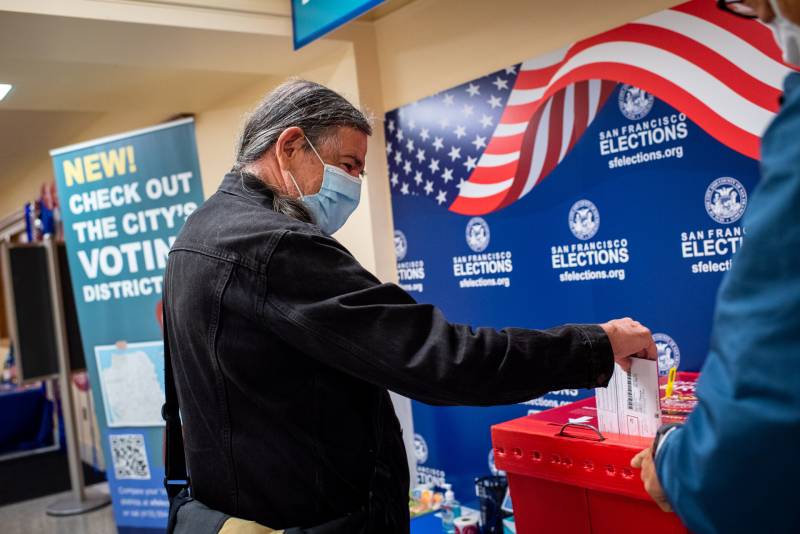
[595,358,662,437]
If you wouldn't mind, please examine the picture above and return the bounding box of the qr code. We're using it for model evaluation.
[109,434,151,480]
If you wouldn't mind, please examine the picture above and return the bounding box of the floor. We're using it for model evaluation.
[0,484,477,534]
[0,483,116,534]
[0,450,106,506]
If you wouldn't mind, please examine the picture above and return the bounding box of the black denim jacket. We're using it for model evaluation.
[163,172,614,532]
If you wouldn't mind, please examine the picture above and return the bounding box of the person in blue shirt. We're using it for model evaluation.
[632,1,800,532]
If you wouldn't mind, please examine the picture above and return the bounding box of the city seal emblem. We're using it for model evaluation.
[568,199,600,241]
[465,217,491,252]
[413,433,429,464]
[394,230,408,261]
[653,333,681,377]
[705,177,748,224]
[618,84,655,120]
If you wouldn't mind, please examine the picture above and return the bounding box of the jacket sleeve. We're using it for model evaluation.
[261,230,613,406]
[656,76,800,534]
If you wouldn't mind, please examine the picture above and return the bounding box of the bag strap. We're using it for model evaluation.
[162,300,191,500]
[365,390,391,528]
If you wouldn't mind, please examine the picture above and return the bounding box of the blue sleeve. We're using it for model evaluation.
[656,74,800,534]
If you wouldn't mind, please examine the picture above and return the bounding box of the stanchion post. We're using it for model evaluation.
[43,237,110,516]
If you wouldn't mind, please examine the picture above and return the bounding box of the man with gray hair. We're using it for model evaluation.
[163,79,656,532]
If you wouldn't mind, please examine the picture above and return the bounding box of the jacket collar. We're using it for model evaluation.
[218,171,276,210]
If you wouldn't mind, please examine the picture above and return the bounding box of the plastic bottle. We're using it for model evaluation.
[421,485,435,510]
[1,347,13,384]
[440,484,461,533]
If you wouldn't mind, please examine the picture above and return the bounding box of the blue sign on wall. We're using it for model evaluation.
[386,0,790,506]
[292,0,385,49]
[51,118,205,533]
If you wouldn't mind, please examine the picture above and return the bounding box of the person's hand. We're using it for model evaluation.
[631,448,672,512]
[599,317,657,372]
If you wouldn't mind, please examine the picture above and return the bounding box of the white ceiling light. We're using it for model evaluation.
[0,84,13,101]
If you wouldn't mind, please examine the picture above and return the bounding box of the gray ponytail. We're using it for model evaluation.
[233,79,372,170]
[232,79,371,223]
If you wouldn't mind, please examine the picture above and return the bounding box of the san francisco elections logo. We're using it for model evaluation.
[618,84,655,120]
[568,199,600,241]
[413,433,429,464]
[705,177,748,224]
[465,217,491,252]
[394,230,408,261]
[653,333,681,377]
[488,449,505,476]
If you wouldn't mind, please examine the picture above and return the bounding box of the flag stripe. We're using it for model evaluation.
[570,81,590,147]
[519,49,569,71]
[479,135,528,155]
[448,0,795,216]
[481,34,775,176]
[575,25,782,110]
[497,103,552,124]
[513,64,565,90]
[457,178,515,198]
[520,99,553,197]
[672,0,787,58]
[512,81,614,206]
[570,63,762,158]
[478,152,521,167]
[506,87,547,106]
[637,10,787,90]
[449,192,508,214]
[493,122,529,137]
[468,163,520,184]
[503,103,546,197]
[552,41,774,136]
[587,79,602,124]
[540,90,566,186]
[559,84,576,162]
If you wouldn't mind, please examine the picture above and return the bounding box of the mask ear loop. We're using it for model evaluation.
[287,135,326,198]
[303,135,325,165]
[304,134,363,185]
[286,170,304,199]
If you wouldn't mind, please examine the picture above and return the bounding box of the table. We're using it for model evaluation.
[0,383,54,455]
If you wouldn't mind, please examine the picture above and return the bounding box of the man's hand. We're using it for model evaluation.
[631,448,672,512]
[600,317,657,372]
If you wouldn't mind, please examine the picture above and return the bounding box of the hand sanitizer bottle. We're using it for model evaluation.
[440,484,461,533]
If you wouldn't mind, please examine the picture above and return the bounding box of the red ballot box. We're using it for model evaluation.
[491,397,690,534]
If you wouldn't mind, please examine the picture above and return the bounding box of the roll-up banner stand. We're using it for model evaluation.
[51,118,204,532]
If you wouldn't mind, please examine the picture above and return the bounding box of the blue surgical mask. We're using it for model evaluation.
[287,137,362,235]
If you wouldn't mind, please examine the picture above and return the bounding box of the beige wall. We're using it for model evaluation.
[193,77,278,195]
[0,110,165,217]
[373,0,678,111]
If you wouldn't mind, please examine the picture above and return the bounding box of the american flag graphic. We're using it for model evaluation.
[385,0,795,216]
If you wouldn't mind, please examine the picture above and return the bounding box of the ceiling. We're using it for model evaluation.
[0,0,415,115]
[361,0,416,21]
[0,0,416,197]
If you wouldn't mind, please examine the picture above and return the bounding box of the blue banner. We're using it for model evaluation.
[386,0,788,506]
[292,0,385,49]
[51,118,204,533]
